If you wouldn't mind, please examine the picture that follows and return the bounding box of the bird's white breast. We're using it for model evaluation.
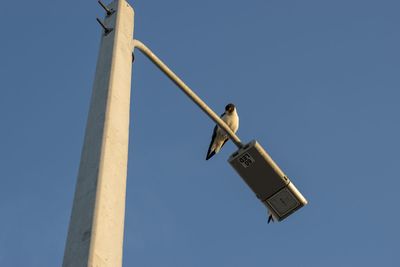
[218,109,239,136]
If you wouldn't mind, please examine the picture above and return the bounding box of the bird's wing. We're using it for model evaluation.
[206,125,218,160]
[206,112,225,160]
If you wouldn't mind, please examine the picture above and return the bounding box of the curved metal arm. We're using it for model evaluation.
[132,39,243,149]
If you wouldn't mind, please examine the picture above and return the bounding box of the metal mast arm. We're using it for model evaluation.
[132,39,243,148]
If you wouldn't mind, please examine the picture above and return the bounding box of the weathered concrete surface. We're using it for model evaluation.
[63,1,134,266]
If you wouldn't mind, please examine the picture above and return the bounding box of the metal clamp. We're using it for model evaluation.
[98,0,115,16]
[96,18,113,36]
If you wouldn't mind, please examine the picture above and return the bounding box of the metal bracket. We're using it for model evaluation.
[98,0,115,16]
[96,18,113,36]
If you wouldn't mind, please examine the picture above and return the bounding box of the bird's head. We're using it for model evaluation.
[225,103,236,114]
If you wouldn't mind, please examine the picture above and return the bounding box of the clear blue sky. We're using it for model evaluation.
[1,0,399,266]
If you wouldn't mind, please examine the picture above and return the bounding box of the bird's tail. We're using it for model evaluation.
[206,150,216,160]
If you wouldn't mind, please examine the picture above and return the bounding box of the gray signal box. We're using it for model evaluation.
[228,140,307,222]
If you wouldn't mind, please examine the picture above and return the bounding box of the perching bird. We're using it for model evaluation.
[206,103,239,160]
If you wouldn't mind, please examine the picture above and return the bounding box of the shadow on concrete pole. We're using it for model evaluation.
[63,1,134,266]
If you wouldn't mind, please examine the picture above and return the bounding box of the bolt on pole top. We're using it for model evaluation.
[98,0,115,16]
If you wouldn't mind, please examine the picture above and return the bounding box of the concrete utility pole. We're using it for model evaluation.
[63,0,307,265]
[63,1,134,266]
[63,0,252,266]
